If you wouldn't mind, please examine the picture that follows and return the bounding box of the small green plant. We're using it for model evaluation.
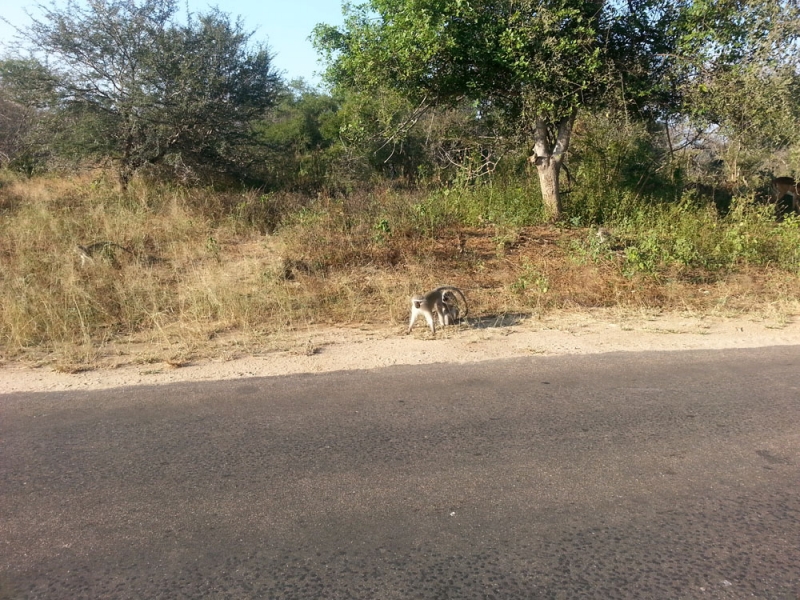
[447,178,547,227]
[373,218,391,243]
[205,236,221,261]
[570,227,618,265]
[623,243,658,277]
[411,193,458,236]
[511,260,550,294]
[492,227,519,258]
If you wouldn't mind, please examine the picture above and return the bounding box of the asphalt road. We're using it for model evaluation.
[1,346,799,599]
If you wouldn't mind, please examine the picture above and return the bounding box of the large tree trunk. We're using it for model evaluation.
[534,155,563,218]
[528,114,576,220]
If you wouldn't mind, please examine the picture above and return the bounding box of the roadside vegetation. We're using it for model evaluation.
[1,0,799,368]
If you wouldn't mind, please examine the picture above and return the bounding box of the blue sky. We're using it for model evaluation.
[0,1,346,86]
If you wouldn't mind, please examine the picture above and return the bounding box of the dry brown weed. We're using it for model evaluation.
[2,173,799,367]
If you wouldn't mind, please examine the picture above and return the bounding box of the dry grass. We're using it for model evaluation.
[1,171,799,368]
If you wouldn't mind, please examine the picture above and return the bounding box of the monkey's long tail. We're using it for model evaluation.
[453,288,469,319]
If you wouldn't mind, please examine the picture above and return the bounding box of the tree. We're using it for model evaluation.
[313,0,642,218]
[0,96,32,168]
[255,80,342,191]
[328,89,509,186]
[675,0,800,184]
[314,0,797,219]
[1,0,281,186]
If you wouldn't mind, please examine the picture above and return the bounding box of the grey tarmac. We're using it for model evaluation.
[1,346,799,599]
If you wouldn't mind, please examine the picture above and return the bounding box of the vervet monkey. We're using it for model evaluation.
[441,290,462,325]
[407,286,469,334]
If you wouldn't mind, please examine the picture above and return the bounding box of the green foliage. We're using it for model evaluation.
[314,0,606,123]
[256,82,508,192]
[1,0,798,226]
[611,197,800,277]
[312,0,720,218]
[0,58,59,108]
[398,176,548,236]
[678,0,799,66]
[334,89,431,182]
[449,178,547,227]
[1,0,280,184]
[341,91,511,187]
[256,81,342,192]
[601,0,686,118]
[676,0,800,156]
[511,260,550,296]
[564,113,679,225]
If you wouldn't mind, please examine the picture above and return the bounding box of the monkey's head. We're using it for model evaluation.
[441,290,457,304]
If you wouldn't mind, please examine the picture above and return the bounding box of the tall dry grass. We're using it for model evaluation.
[1,170,799,366]
[0,172,284,360]
[0,173,441,363]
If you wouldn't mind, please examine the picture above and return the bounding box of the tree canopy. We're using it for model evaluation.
[0,0,281,185]
[314,0,799,218]
[0,0,797,204]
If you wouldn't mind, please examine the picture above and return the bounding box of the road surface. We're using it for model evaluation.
[2,347,799,598]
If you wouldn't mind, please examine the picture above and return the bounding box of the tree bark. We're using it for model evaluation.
[118,118,135,191]
[535,156,562,218]
[528,113,576,220]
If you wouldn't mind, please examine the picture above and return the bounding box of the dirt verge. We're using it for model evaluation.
[2,308,798,394]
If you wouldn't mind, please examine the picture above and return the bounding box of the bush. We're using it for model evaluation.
[610,196,800,276]
[565,113,679,225]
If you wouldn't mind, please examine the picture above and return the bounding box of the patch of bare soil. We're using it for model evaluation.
[2,308,798,394]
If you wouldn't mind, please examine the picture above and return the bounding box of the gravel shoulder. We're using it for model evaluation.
[2,308,799,394]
